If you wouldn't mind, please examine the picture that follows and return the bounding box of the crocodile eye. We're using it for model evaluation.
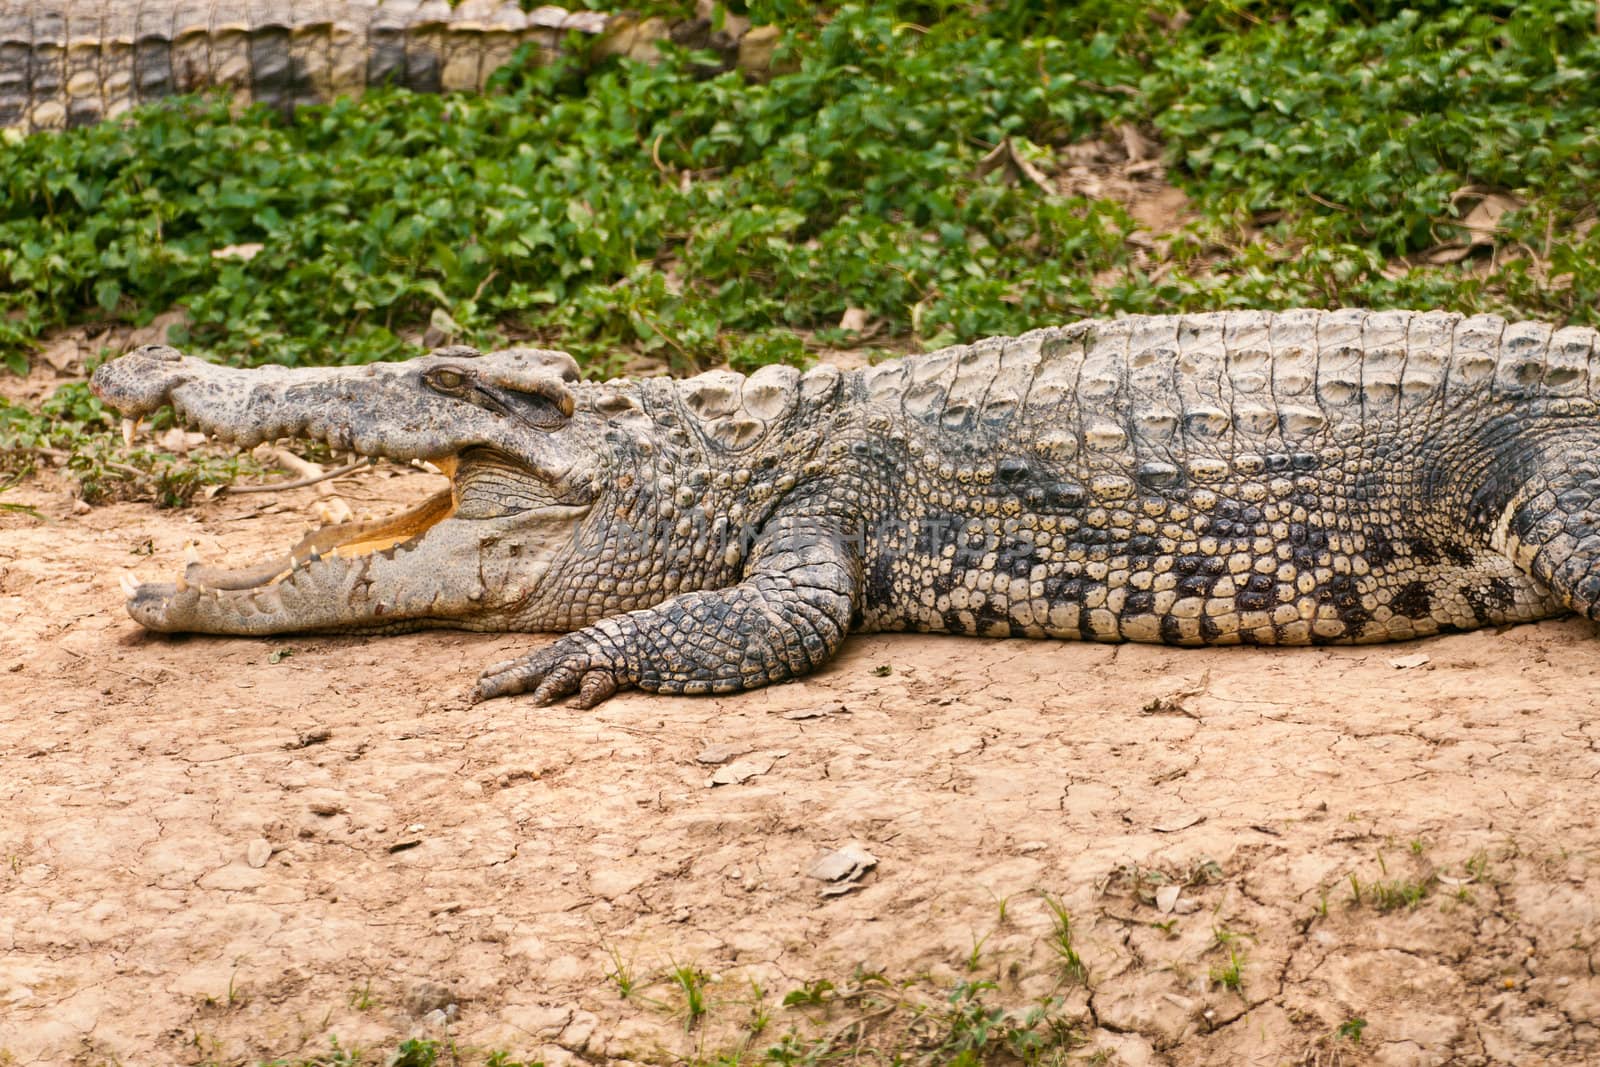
[426,367,468,393]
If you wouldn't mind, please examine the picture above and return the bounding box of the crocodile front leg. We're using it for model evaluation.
[473,513,862,707]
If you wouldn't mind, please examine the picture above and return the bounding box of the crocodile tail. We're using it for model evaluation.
[0,0,611,133]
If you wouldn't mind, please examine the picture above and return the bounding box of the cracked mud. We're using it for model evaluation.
[2,467,1598,1066]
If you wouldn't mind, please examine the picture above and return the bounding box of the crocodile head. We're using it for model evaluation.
[90,344,615,636]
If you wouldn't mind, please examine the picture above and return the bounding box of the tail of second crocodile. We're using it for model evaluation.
[0,0,611,133]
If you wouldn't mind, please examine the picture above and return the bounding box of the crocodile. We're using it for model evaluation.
[90,309,1600,706]
[0,0,679,133]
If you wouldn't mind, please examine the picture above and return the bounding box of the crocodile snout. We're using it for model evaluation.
[90,345,192,416]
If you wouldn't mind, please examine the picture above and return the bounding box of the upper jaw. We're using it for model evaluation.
[90,344,587,485]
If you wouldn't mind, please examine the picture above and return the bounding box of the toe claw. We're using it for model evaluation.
[574,670,618,709]
[472,637,628,707]
[472,662,535,703]
[531,666,578,706]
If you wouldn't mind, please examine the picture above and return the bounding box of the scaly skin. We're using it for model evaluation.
[91,309,1600,707]
[0,0,615,132]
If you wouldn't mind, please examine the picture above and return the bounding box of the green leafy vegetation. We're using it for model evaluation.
[251,964,1087,1066]
[765,971,1084,1066]
[3,0,1599,497]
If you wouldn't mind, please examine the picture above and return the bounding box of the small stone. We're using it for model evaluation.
[1155,885,1181,914]
[807,844,877,883]
[245,838,273,869]
[559,1010,600,1051]
[782,703,848,720]
[306,790,345,816]
[406,981,454,1016]
[708,752,786,786]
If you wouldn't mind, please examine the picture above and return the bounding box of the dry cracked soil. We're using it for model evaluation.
[3,452,1600,1067]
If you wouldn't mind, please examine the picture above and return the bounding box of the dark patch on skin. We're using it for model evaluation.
[914,515,963,557]
[1043,482,1087,509]
[1506,500,1568,548]
[1390,580,1433,620]
[1571,573,1600,614]
[1443,541,1474,567]
[1043,576,1088,603]
[1124,590,1156,616]
[1362,526,1398,568]
[1126,535,1158,557]
[1236,572,1275,613]
[1198,612,1222,642]
[969,599,1016,635]
[1319,574,1370,637]
[1461,585,1494,625]
[1409,536,1441,566]
[865,549,897,606]
[1003,537,1038,578]
[996,457,1031,483]
[1458,574,1517,625]
[1159,614,1186,644]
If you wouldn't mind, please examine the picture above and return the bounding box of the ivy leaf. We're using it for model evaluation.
[93,279,121,313]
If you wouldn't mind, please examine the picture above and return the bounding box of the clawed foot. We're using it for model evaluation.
[472,634,627,707]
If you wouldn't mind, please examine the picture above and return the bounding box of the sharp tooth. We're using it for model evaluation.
[315,499,353,525]
[119,572,140,598]
[120,417,140,447]
[308,546,322,562]
[184,543,202,566]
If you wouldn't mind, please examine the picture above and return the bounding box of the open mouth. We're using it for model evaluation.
[115,444,590,636]
[91,343,594,634]
[121,457,463,599]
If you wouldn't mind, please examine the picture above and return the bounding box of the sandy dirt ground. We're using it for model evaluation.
[3,440,1600,1067]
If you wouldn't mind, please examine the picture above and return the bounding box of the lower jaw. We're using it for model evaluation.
[174,488,459,594]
